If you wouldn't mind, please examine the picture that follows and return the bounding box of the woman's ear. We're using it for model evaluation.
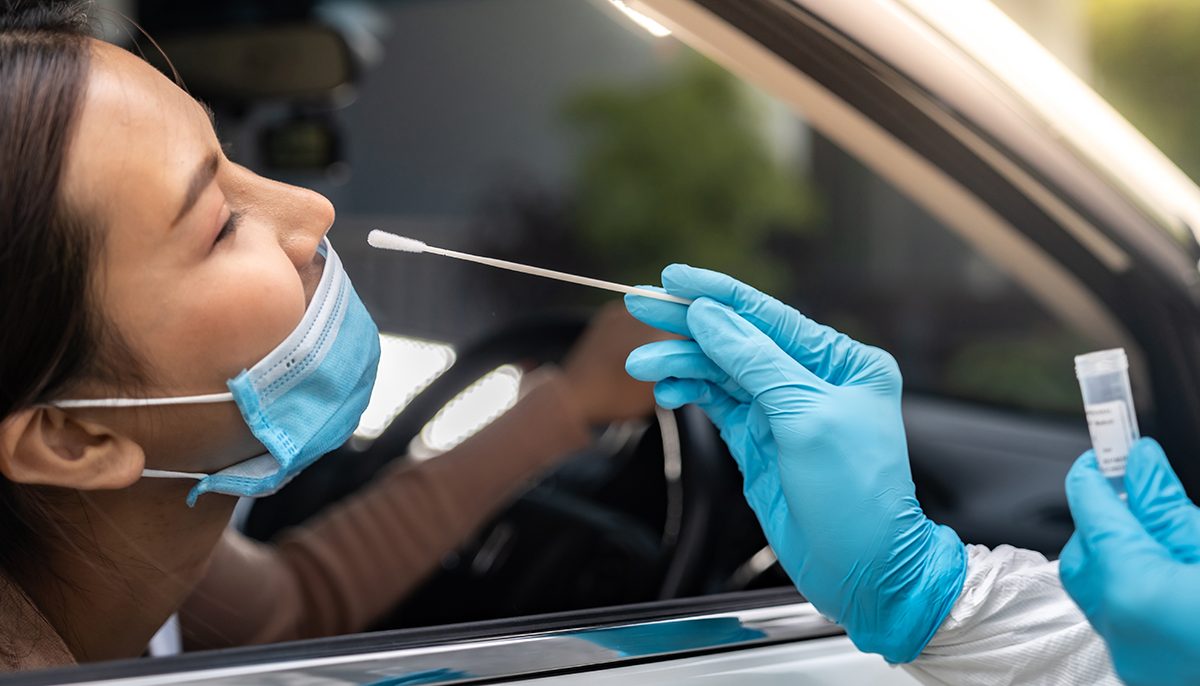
[0,407,144,490]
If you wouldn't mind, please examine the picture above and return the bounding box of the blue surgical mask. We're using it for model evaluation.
[55,238,381,506]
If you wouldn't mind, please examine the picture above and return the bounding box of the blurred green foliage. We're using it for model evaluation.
[1088,0,1200,182]
[563,57,821,291]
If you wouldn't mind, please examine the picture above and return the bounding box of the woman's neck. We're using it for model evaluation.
[21,478,236,663]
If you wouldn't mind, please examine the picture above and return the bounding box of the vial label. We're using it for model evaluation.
[1084,400,1134,477]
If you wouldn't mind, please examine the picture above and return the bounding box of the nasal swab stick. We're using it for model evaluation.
[367,230,693,305]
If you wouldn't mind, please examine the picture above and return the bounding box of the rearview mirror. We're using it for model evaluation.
[151,23,355,102]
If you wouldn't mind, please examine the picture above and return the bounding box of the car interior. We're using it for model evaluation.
[125,0,1137,638]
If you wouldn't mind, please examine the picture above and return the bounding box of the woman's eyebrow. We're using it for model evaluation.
[172,151,219,226]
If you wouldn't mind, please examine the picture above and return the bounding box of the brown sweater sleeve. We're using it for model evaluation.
[179,370,590,649]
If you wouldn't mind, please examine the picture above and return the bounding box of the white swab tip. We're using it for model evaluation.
[368,230,428,253]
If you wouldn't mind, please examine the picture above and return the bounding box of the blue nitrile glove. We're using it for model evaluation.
[624,265,966,663]
[1060,438,1200,686]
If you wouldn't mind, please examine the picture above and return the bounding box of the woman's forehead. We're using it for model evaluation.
[65,40,214,223]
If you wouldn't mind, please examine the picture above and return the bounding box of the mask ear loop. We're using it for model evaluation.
[52,392,235,409]
[50,394,235,481]
[142,469,206,480]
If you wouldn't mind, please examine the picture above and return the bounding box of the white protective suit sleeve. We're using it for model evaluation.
[900,544,1120,686]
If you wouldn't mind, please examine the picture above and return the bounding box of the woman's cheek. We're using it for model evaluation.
[176,263,307,382]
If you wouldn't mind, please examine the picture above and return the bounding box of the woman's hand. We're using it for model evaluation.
[560,301,671,426]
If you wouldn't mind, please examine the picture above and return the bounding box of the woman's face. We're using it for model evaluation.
[60,41,336,473]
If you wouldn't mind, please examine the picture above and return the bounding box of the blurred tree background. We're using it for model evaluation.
[477,54,821,308]
[563,56,822,293]
[1088,0,1200,183]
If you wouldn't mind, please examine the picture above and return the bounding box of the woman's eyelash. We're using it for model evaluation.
[215,211,242,244]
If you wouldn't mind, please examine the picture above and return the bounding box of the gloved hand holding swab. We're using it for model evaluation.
[367,230,693,305]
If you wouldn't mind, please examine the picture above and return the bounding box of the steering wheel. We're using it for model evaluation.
[244,313,727,625]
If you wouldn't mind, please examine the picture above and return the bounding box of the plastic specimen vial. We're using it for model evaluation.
[1075,348,1140,496]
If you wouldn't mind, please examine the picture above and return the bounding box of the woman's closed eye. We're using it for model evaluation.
[214,210,242,246]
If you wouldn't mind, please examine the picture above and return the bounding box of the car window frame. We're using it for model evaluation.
[5,590,842,685]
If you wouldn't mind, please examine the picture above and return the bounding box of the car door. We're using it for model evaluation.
[11,0,1200,683]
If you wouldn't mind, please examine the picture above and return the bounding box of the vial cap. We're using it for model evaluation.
[1075,348,1128,378]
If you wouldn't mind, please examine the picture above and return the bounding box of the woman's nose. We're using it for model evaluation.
[274,183,336,270]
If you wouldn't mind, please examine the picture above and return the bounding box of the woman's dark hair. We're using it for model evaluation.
[0,1,148,613]
[0,1,96,419]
